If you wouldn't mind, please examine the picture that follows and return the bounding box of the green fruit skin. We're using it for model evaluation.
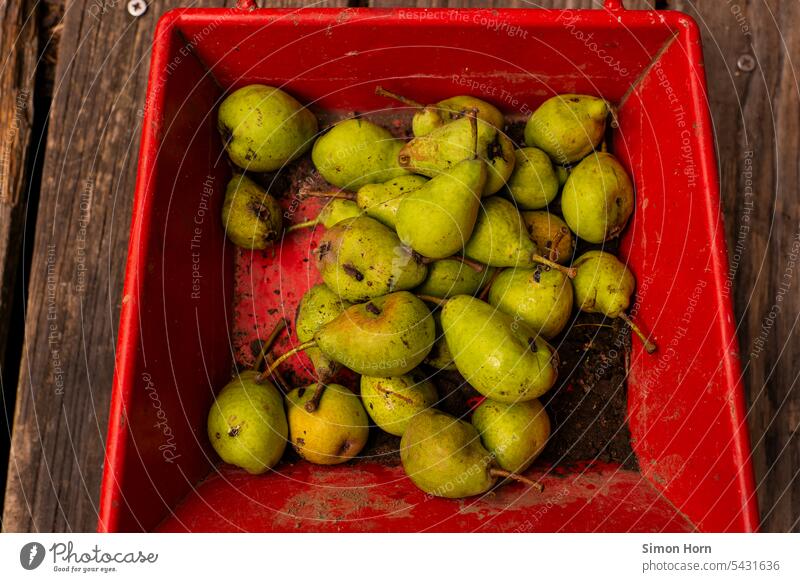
[396,159,486,259]
[572,250,635,318]
[221,174,283,250]
[315,291,435,377]
[412,107,445,137]
[441,296,558,402]
[463,197,539,268]
[360,374,438,436]
[488,267,573,339]
[207,371,288,474]
[507,147,559,210]
[484,132,516,196]
[312,119,408,190]
[412,96,504,138]
[296,284,352,380]
[472,399,550,473]
[218,85,318,172]
[561,152,634,244]
[317,199,362,228]
[424,312,457,371]
[521,211,575,265]
[415,259,495,299]
[524,94,608,164]
[316,216,427,302]
[555,164,571,188]
[286,384,369,465]
[400,410,495,498]
[356,175,428,229]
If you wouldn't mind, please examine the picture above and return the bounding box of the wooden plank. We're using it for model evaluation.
[0,0,38,386]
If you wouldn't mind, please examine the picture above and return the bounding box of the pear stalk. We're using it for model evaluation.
[286,219,319,233]
[619,312,657,354]
[489,468,544,492]
[531,254,577,278]
[478,268,501,301]
[305,383,327,413]
[416,294,448,308]
[259,339,317,381]
[252,318,288,380]
[301,188,356,201]
[374,86,424,109]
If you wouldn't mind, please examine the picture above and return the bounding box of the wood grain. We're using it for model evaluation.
[2,0,798,533]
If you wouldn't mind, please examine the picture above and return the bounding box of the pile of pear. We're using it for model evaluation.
[207,84,656,499]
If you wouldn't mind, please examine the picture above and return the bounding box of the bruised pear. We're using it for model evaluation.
[295,284,352,381]
[572,250,656,353]
[221,174,282,249]
[561,152,634,243]
[312,118,408,189]
[316,216,427,302]
[441,295,558,402]
[356,175,428,228]
[401,409,541,498]
[472,399,550,474]
[507,147,559,210]
[286,383,369,465]
[463,197,575,278]
[415,259,494,299]
[488,267,573,339]
[207,371,288,474]
[521,211,575,265]
[360,373,437,436]
[218,84,318,172]
[524,94,608,164]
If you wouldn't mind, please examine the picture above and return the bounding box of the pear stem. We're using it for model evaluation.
[301,188,356,201]
[252,318,289,372]
[619,312,657,354]
[374,86,424,109]
[490,469,544,492]
[532,254,577,278]
[258,340,317,381]
[468,108,479,160]
[286,219,319,233]
[304,383,327,412]
[478,267,501,301]
[416,294,448,308]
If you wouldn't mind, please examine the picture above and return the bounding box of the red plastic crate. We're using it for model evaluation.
[99,2,758,532]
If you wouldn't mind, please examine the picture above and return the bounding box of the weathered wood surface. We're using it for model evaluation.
[1,0,797,533]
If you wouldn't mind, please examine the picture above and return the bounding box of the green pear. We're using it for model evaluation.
[287,198,362,233]
[415,258,494,299]
[295,284,352,381]
[375,87,503,137]
[315,292,435,376]
[312,119,408,189]
[398,116,513,196]
[521,211,575,265]
[561,152,634,243]
[396,157,487,259]
[286,383,369,465]
[507,147,559,210]
[401,409,540,498]
[360,373,438,436]
[424,311,457,371]
[572,250,656,353]
[221,174,283,249]
[207,371,288,474]
[488,267,573,339]
[441,295,558,402]
[316,216,427,302]
[472,399,550,473]
[555,164,571,188]
[355,175,428,228]
[524,94,608,164]
[463,197,575,277]
[218,85,318,172]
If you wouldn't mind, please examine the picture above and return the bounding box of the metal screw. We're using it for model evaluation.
[128,0,148,17]
[737,54,755,72]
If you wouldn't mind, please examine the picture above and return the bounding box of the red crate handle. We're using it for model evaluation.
[233,1,625,11]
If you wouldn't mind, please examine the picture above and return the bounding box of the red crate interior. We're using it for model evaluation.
[100,7,757,533]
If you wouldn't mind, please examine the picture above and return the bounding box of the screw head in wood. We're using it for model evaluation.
[127,0,148,17]
[737,54,755,72]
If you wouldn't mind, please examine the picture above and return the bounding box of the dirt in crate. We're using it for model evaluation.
[241,111,637,472]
